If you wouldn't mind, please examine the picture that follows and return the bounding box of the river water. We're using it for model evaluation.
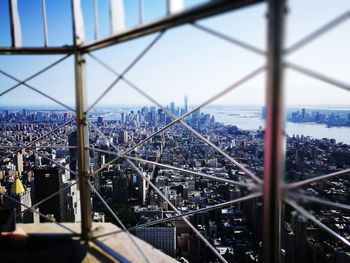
[204,107,350,144]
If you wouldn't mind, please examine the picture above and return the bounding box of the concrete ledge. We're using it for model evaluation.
[17,223,178,263]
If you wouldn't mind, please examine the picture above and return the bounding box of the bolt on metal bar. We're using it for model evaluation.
[19,181,79,216]
[88,181,150,263]
[86,31,165,112]
[0,69,75,112]
[192,22,266,56]
[41,0,49,46]
[286,168,350,190]
[263,0,286,262]
[87,53,264,183]
[94,192,262,239]
[87,122,228,262]
[0,118,75,163]
[285,62,350,92]
[286,10,350,55]
[0,55,71,98]
[0,192,78,235]
[289,192,350,211]
[285,197,350,247]
[126,159,229,263]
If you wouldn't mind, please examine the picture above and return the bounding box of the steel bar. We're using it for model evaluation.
[286,10,350,54]
[0,55,71,98]
[88,53,263,184]
[74,50,92,241]
[111,65,265,165]
[0,47,75,55]
[286,62,350,92]
[86,32,165,112]
[87,146,256,189]
[263,0,286,262]
[81,0,264,52]
[0,118,75,163]
[126,160,229,263]
[285,198,350,247]
[72,0,85,45]
[0,132,78,176]
[193,22,266,56]
[289,192,350,211]
[124,154,258,189]
[138,0,144,24]
[94,192,262,239]
[90,156,119,177]
[41,0,49,46]
[20,181,79,216]
[286,168,350,190]
[0,192,78,235]
[89,239,131,263]
[109,0,125,34]
[93,0,99,40]
[0,145,77,149]
[8,0,22,47]
[87,123,228,262]
[32,149,78,176]
[0,69,75,112]
[88,181,150,263]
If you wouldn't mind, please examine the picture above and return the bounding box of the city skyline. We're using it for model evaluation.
[0,0,349,107]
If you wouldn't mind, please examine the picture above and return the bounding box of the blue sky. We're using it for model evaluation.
[0,0,349,109]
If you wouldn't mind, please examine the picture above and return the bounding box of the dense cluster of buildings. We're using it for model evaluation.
[0,103,349,262]
[288,108,350,127]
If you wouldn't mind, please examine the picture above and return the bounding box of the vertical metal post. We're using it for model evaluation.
[263,0,286,262]
[72,0,92,241]
[75,51,92,241]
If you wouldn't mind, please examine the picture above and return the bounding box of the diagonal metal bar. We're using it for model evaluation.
[0,145,76,149]
[127,159,228,263]
[87,146,256,189]
[285,197,350,247]
[86,31,165,112]
[88,180,150,263]
[0,55,71,98]
[123,154,258,189]
[286,10,350,55]
[90,156,119,177]
[88,53,263,184]
[19,180,79,216]
[0,69,75,112]
[88,54,264,182]
[87,122,228,262]
[32,149,78,175]
[0,192,78,235]
[286,168,350,190]
[286,62,350,92]
[0,118,75,163]
[192,22,266,56]
[94,191,262,239]
[289,192,350,211]
[1,132,78,176]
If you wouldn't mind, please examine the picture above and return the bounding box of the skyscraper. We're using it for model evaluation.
[184,96,188,113]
